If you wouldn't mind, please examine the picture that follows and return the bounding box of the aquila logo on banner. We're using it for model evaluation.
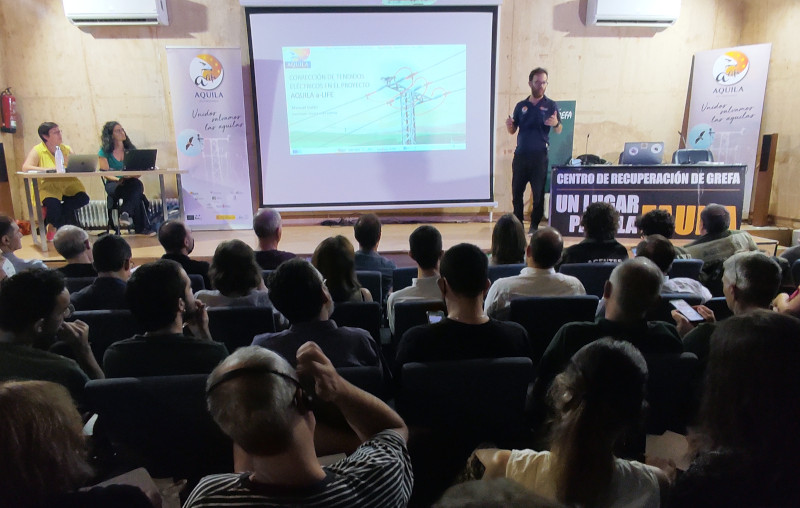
[712,51,749,93]
[190,54,225,98]
[284,48,311,69]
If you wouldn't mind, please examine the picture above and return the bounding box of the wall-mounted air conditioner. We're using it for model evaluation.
[586,0,680,27]
[63,0,169,26]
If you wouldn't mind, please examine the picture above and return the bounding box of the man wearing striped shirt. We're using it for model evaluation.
[185,342,413,507]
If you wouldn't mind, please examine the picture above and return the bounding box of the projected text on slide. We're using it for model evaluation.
[282,45,466,155]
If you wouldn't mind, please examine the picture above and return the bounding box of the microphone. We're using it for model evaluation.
[583,133,590,165]
[677,130,687,148]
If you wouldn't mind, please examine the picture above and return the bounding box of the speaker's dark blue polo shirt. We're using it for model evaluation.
[512,95,559,155]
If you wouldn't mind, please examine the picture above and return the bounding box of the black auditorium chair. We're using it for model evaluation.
[207,306,277,351]
[487,263,526,283]
[792,259,800,287]
[69,309,144,364]
[392,299,447,346]
[508,295,600,362]
[337,365,386,400]
[644,352,702,435]
[188,273,205,293]
[668,259,704,280]
[84,374,232,488]
[355,270,383,303]
[330,301,382,343]
[392,267,417,292]
[262,270,274,283]
[646,293,703,325]
[704,296,734,321]
[558,262,619,297]
[65,276,96,294]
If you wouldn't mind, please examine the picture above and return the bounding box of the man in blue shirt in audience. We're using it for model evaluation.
[353,213,396,302]
[70,234,132,311]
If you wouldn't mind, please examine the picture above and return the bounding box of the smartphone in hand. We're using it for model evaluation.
[670,299,705,323]
[426,310,445,324]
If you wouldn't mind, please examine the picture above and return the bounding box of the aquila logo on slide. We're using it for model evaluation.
[284,48,311,69]
[712,51,749,85]
[190,54,224,90]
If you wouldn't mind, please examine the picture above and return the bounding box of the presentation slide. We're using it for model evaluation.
[247,7,497,208]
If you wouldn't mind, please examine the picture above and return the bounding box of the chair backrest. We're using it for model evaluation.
[262,270,274,283]
[355,270,383,303]
[647,293,703,324]
[392,299,447,346]
[65,276,95,294]
[207,306,277,351]
[187,273,205,293]
[330,301,382,343]
[792,259,800,287]
[487,263,525,283]
[644,352,701,434]
[704,296,733,321]
[508,295,600,362]
[397,357,534,445]
[337,365,386,400]
[668,259,704,280]
[392,267,417,292]
[70,309,145,363]
[558,262,619,297]
[84,375,232,484]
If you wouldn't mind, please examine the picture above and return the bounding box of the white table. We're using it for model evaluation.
[17,169,188,252]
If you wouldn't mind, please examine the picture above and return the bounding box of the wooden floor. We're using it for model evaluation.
[21,221,778,269]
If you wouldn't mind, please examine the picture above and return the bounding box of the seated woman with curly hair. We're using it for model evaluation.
[0,380,158,508]
[195,239,271,307]
[559,201,628,265]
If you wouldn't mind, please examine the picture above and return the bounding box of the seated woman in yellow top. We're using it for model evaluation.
[98,121,151,235]
[21,122,90,240]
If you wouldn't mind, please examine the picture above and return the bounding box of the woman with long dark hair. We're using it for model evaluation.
[489,213,527,265]
[475,339,668,507]
[312,235,372,303]
[98,121,152,235]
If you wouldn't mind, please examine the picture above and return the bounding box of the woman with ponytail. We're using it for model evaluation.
[474,338,669,507]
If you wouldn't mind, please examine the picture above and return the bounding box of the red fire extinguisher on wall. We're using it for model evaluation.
[1,88,18,133]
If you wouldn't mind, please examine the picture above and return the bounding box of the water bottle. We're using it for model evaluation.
[55,146,65,173]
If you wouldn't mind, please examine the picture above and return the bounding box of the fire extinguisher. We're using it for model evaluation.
[1,88,17,133]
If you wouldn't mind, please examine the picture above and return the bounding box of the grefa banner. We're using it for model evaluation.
[686,43,771,217]
[166,47,253,230]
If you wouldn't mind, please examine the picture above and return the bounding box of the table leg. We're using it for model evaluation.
[176,173,185,221]
[22,177,40,250]
[159,174,167,222]
[31,178,48,253]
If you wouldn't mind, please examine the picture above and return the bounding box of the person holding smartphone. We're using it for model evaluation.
[675,251,781,369]
[506,68,562,233]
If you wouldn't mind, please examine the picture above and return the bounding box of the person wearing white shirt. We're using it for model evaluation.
[484,227,585,320]
[387,225,443,334]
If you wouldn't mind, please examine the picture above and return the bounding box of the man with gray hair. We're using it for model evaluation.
[184,342,413,507]
[253,208,295,270]
[53,225,97,278]
[684,203,758,293]
[676,251,781,368]
[531,258,682,412]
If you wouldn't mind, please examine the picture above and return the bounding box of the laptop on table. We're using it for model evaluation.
[64,154,98,173]
[123,149,157,171]
[620,142,664,165]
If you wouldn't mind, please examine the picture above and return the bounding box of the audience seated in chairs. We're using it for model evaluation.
[684,203,759,295]
[474,339,668,507]
[0,269,103,401]
[395,243,532,372]
[183,344,413,507]
[670,310,800,507]
[252,207,296,270]
[635,209,692,259]
[313,235,373,303]
[595,234,712,317]
[531,258,682,422]
[70,234,132,311]
[677,251,781,369]
[0,380,157,508]
[53,225,97,278]
[387,225,444,334]
[0,215,46,275]
[158,219,211,289]
[102,259,228,377]
[558,201,629,265]
[353,213,396,301]
[484,227,585,320]
[489,213,527,265]
[252,258,383,372]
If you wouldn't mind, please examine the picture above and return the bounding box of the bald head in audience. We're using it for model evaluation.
[603,258,663,322]
[253,208,282,250]
[528,227,564,269]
